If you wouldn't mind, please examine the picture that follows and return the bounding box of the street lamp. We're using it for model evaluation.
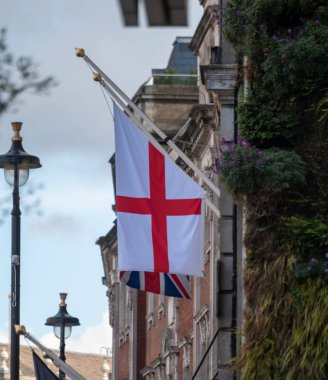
[0,122,41,380]
[45,293,80,379]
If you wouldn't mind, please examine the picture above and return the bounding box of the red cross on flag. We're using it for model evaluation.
[114,104,205,277]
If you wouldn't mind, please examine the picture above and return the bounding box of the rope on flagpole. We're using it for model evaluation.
[75,48,221,203]
[97,76,220,219]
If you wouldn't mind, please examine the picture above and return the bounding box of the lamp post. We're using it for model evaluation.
[0,122,41,380]
[45,293,80,380]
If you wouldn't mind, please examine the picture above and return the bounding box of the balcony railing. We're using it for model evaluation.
[145,73,198,86]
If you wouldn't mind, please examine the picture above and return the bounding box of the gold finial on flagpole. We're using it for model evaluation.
[14,325,26,335]
[75,48,85,57]
[93,73,102,82]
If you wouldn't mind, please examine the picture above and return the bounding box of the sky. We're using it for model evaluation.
[0,0,202,355]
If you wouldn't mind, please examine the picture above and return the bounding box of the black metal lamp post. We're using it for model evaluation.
[45,293,80,379]
[0,122,41,380]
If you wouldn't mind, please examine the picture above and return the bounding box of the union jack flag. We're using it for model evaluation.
[120,271,191,299]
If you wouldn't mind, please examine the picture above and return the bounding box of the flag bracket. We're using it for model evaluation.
[75,48,221,218]
[16,324,86,380]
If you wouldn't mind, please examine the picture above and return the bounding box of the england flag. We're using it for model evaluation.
[114,104,205,277]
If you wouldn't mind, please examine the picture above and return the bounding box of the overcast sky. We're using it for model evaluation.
[0,0,202,354]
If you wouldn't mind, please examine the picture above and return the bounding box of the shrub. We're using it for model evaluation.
[237,94,299,146]
[217,142,305,197]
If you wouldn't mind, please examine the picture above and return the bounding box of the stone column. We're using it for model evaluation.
[201,63,239,380]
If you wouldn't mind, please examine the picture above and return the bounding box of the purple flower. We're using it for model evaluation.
[315,20,320,25]
[310,258,318,264]
[287,29,292,35]
[307,266,312,271]
[272,35,277,39]
[293,259,298,264]
[325,252,328,259]
[237,135,243,145]
[325,268,328,273]
[280,54,286,62]
[227,143,234,153]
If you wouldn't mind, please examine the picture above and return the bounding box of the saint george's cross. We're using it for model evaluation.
[116,143,202,273]
[114,103,204,277]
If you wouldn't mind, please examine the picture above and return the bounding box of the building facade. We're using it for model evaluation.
[98,2,244,379]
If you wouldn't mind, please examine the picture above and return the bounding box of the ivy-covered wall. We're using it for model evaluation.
[217,1,328,378]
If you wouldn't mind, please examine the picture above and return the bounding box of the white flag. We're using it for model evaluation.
[114,104,204,277]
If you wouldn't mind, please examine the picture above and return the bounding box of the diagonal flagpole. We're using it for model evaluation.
[75,48,221,218]
[15,325,86,380]
[99,76,220,218]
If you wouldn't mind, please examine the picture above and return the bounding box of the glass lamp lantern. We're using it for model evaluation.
[0,122,41,186]
[45,293,80,379]
[45,293,80,335]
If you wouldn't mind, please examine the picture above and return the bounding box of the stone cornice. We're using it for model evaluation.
[140,366,155,377]
[189,5,219,54]
[200,64,239,104]
[194,304,209,323]
[151,357,165,368]
[96,223,117,249]
[133,84,198,103]
[189,104,215,126]
[176,104,215,160]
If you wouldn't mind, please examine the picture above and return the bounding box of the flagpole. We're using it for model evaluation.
[96,75,220,219]
[15,325,86,380]
[75,48,221,201]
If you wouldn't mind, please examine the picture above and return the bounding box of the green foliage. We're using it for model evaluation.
[222,1,328,378]
[261,20,328,96]
[224,0,328,59]
[237,93,299,146]
[153,68,197,85]
[282,278,328,378]
[316,91,328,121]
[218,143,305,197]
[283,216,328,258]
[294,258,328,280]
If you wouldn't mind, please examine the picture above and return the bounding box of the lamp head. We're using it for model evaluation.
[0,122,41,186]
[45,293,80,340]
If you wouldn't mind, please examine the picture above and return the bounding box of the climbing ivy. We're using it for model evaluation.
[220,1,328,378]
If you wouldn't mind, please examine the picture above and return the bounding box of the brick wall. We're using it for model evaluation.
[145,295,168,363]
[118,340,130,380]
[179,297,193,338]
[137,292,147,379]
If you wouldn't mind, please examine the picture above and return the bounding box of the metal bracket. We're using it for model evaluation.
[12,255,20,265]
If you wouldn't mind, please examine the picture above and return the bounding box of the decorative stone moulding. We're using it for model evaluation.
[200,64,239,105]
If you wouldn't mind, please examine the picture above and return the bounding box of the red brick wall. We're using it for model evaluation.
[145,295,168,363]
[179,297,193,338]
[118,339,130,380]
[137,292,147,379]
